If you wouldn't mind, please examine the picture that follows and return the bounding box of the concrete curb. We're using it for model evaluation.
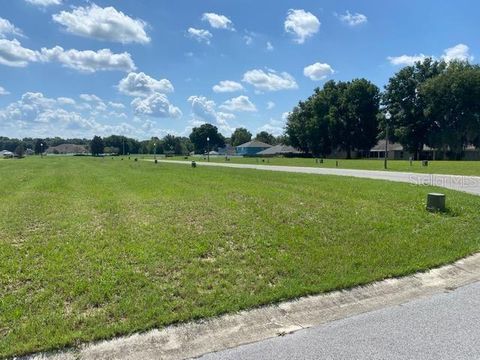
[24,253,480,360]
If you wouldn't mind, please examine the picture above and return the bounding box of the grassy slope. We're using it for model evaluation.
[1,157,480,357]
[163,155,480,176]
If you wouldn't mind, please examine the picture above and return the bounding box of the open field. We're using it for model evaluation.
[1,157,480,357]
[162,155,480,176]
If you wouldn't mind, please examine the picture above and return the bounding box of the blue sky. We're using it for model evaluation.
[0,0,478,139]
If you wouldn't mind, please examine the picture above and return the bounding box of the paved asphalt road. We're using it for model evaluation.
[158,160,480,196]
[200,282,480,360]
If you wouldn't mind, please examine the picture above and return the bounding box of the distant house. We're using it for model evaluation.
[0,150,14,158]
[370,140,408,160]
[236,140,272,156]
[45,144,88,155]
[256,144,303,156]
[368,141,480,160]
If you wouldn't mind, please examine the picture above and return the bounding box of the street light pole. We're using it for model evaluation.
[207,136,210,162]
[154,143,157,160]
[40,143,44,158]
[384,111,391,170]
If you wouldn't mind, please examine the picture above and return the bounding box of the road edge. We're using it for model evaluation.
[24,252,480,360]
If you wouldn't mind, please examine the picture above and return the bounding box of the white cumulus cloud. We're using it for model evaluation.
[131,93,182,119]
[266,101,275,110]
[0,92,97,137]
[257,118,285,136]
[387,54,428,66]
[108,102,125,110]
[0,86,9,95]
[202,13,234,31]
[442,44,473,62]
[187,28,212,44]
[118,72,174,97]
[187,95,236,134]
[212,80,244,93]
[79,94,102,102]
[0,39,39,67]
[52,4,150,44]
[303,62,334,81]
[242,69,298,92]
[40,46,135,73]
[0,39,135,72]
[266,41,274,51]
[57,97,75,105]
[0,17,23,38]
[25,0,62,6]
[337,11,368,26]
[220,95,257,112]
[187,95,218,123]
[284,9,320,44]
[388,44,473,67]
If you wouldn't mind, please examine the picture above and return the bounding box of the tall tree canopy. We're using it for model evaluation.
[189,123,225,154]
[90,135,104,156]
[286,79,380,158]
[421,61,480,158]
[34,139,48,154]
[383,58,447,158]
[230,127,252,146]
[255,131,277,145]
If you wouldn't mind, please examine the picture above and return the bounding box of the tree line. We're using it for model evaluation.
[1,126,284,156]
[286,59,480,159]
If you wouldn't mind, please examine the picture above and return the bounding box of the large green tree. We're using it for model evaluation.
[421,61,480,158]
[230,127,252,146]
[286,79,380,158]
[332,78,380,158]
[104,135,140,155]
[189,123,225,154]
[90,135,104,156]
[383,58,447,158]
[161,134,192,155]
[34,139,47,155]
[255,131,277,145]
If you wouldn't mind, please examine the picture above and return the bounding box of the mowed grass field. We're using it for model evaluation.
[165,155,480,176]
[1,157,480,357]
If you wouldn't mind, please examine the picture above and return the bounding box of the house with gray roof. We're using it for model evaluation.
[370,140,408,160]
[256,144,303,156]
[0,150,14,158]
[236,140,272,156]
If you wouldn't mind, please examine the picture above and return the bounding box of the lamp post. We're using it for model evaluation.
[206,136,210,162]
[40,143,44,158]
[153,142,157,160]
[384,111,391,170]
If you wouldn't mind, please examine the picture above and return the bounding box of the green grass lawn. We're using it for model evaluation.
[161,155,480,176]
[1,157,480,357]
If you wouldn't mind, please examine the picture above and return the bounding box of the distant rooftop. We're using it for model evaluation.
[236,140,272,148]
[45,144,88,154]
[371,140,404,152]
[257,144,302,155]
